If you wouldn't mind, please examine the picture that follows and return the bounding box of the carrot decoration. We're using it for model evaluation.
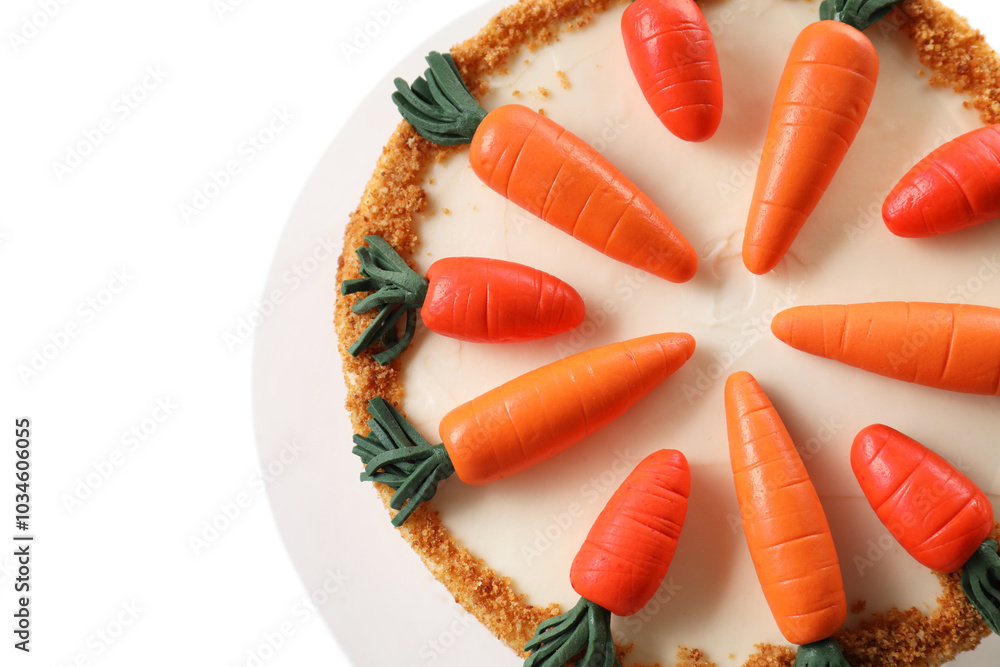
[341,235,585,364]
[742,0,903,274]
[725,371,849,666]
[621,0,723,142]
[523,449,690,667]
[883,124,1000,237]
[770,302,1000,396]
[391,51,698,283]
[851,424,1000,634]
[353,332,695,525]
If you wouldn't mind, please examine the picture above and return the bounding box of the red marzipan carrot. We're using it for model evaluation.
[342,235,585,364]
[621,0,723,142]
[571,448,690,616]
[442,332,695,485]
[851,424,993,573]
[851,424,1000,636]
[524,449,690,667]
[883,124,1000,237]
[393,52,698,283]
[353,333,695,526]
[725,371,847,653]
[743,12,888,274]
[771,302,1000,396]
[422,257,583,342]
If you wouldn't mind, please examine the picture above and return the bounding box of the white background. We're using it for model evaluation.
[2,1,999,666]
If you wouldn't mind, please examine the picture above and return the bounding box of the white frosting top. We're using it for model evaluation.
[398,0,1000,663]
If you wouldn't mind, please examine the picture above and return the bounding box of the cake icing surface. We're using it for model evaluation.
[334,1,1000,664]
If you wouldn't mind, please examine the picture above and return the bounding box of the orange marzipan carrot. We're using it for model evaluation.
[353,332,695,527]
[469,104,697,282]
[743,20,879,275]
[393,52,698,283]
[570,448,690,617]
[725,371,846,647]
[442,332,695,485]
[771,302,1000,396]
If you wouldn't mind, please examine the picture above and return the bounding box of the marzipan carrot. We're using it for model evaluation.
[725,371,849,666]
[353,333,695,525]
[771,302,1000,396]
[392,52,698,283]
[883,124,1000,237]
[341,235,585,364]
[742,1,903,274]
[851,424,1000,634]
[524,449,690,667]
[621,0,723,142]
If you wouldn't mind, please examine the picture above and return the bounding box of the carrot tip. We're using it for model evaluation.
[769,310,793,344]
[676,332,697,360]
[743,244,782,275]
[850,424,894,465]
[665,110,721,143]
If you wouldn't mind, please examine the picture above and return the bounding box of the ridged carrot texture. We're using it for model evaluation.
[523,449,690,667]
[883,124,1000,237]
[621,0,723,142]
[341,235,585,364]
[742,0,904,275]
[725,371,849,667]
[771,302,1000,396]
[353,332,695,526]
[391,52,698,283]
[851,424,1000,634]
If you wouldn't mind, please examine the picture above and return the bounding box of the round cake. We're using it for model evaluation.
[334,1,1000,665]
